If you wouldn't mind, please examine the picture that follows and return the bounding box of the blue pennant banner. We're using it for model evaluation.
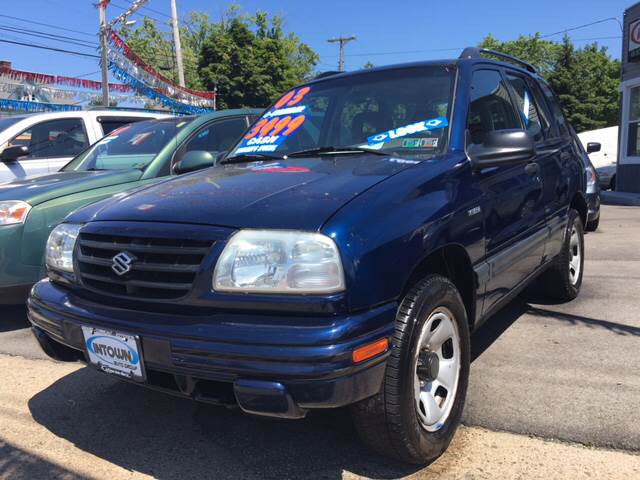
[0,98,82,113]
[108,63,211,115]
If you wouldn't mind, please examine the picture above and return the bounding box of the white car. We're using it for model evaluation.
[0,110,169,183]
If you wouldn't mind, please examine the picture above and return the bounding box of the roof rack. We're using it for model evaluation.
[459,47,537,74]
[314,70,342,80]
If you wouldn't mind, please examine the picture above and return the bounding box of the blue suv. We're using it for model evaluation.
[28,48,586,464]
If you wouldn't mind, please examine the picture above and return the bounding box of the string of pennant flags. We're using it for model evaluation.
[0,11,216,114]
[107,30,215,109]
[0,64,130,93]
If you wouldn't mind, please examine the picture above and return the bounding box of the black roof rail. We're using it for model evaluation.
[459,47,537,74]
[314,70,342,80]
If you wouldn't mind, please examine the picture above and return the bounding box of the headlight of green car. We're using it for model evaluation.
[0,200,31,225]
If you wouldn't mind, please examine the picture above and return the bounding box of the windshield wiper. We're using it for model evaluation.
[286,146,390,158]
[220,153,284,164]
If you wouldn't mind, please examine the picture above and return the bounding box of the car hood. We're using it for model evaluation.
[0,169,142,205]
[72,155,421,230]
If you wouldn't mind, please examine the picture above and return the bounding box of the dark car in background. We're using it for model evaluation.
[28,49,586,465]
[596,164,616,191]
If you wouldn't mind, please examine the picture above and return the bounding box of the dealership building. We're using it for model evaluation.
[619,2,640,192]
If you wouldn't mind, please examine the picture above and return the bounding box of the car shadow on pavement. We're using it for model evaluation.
[471,286,640,363]
[28,368,421,480]
[0,439,86,480]
[0,305,28,333]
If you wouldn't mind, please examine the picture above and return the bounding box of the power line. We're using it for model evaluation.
[110,1,167,25]
[0,25,98,49]
[0,38,100,59]
[0,14,95,38]
[541,17,623,38]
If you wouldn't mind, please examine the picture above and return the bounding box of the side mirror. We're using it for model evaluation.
[1,145,29,162]
[174,150,215,175]
[467,130,535,170]
[586,142,601,154]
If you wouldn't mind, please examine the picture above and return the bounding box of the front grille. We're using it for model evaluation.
[76,232,214,300]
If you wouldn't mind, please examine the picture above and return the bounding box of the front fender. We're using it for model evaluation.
[322,155,485,311]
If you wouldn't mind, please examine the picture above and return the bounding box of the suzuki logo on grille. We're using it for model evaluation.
[111,251,136,276]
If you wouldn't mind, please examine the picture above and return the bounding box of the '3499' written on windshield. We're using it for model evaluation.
[234,87,312,154]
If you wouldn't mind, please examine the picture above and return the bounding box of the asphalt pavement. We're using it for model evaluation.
[0,204,639,478]
[464,205,640,450]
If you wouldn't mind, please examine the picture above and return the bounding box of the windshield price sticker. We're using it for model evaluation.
[234,87,312,154]
[367,116,448,146]
[264,105,307,118]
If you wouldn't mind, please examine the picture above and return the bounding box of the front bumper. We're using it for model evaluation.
[28,279,395,418]
[0,223,45,304]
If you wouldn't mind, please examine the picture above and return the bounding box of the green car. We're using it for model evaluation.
[0,108,260,304]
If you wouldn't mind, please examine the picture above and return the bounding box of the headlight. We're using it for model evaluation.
[213,230,345,294]
[0,200,31,225]
[46,224,82,273]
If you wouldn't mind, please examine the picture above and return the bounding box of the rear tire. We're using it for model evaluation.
[585,216,599,232]
[351,274,470,465]
[540,208,584,301]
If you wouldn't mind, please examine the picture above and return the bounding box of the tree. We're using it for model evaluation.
[548,37,620,132]
[198,8,318,109]
[477,34,621,132]
[118,14,208,90]
[363,61,375,69]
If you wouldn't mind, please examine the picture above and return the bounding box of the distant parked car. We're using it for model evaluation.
[0,109,169,183]
[575,135,601,231]
[0,109,260,303]
[596,164,616,191]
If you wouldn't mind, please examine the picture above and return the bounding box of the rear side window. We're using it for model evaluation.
[8,118,88,159]
[505,73,550,142]
[98,117,150,136]
[467,70,519,145]
[538,81,570,137]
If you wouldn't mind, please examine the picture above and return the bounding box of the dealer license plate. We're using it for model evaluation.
[81,326,145,381]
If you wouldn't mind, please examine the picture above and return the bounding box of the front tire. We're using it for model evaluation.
[351,274,470,465]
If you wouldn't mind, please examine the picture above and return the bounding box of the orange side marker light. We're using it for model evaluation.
[352,338,389,364]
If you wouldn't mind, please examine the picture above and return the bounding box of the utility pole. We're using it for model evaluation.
[98,0,110,106]
[327,35,356,72]
[170,0,186,87]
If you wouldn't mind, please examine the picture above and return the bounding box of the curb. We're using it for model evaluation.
[601,191,640,207]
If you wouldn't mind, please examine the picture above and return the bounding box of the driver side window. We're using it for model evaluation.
[467,70,519,145]
[9,118,88,159]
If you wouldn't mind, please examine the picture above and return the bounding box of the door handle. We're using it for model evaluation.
[524,162,539,176]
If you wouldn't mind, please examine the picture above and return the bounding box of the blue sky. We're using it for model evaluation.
[0,0,633,83]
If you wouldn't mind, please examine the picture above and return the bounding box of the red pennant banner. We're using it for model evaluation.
[0,65,130,93]
[109,30,215,100]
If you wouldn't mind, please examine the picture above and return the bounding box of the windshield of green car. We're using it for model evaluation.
[63,117,194,171]
[228,65,454,160]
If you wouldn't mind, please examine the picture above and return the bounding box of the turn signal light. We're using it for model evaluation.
[352,338,389,363]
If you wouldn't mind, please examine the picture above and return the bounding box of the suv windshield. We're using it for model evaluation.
[63,117,194,171]
[228,65,454,160]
